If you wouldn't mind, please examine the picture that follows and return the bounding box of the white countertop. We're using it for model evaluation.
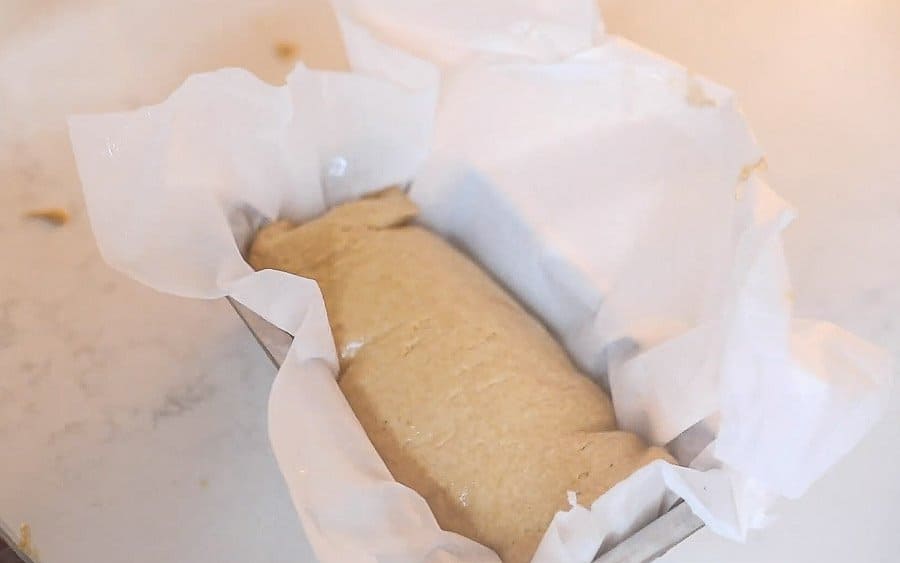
[1,1,897,562]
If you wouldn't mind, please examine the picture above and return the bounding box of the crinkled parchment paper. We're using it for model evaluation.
[69,1,891,561]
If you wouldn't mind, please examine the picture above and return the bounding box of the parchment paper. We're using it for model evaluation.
[69,1,892,561]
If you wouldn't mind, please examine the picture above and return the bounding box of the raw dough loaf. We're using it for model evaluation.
[249,189,673,562]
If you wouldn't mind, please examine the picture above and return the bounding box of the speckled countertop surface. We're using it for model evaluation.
[1,1,898,562]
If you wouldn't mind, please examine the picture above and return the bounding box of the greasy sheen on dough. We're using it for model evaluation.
[249,189,673,563]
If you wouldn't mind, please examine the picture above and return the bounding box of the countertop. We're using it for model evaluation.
[1,1,897,562]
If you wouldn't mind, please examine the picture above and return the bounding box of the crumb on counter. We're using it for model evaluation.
[17,523,39,561]
[199,478,209,489]
[24,207,69,226]
[274,41,300,61]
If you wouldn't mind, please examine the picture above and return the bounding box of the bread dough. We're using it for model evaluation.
[249,189,673,562]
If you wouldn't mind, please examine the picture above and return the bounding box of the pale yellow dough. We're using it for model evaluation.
[249,189,673,563]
